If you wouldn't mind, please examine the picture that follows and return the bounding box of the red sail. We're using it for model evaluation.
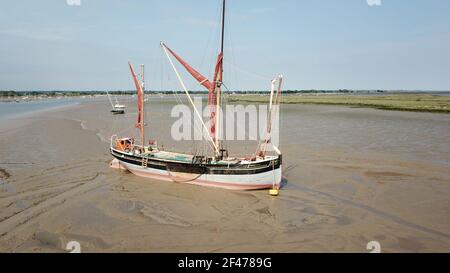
[213,53,223,85]
[164,43,224,142]
[164,45,214,91]
[208,53,224,141]
[128,62,143,129]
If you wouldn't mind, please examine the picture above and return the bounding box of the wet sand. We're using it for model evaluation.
[0,98,449,252]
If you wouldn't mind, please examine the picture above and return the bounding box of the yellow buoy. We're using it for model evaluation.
[269,189,279,196]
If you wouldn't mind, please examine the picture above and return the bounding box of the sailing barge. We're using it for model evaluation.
[110,0,283,191]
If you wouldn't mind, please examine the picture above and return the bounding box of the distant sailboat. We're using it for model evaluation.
[110,0,283,191]
[106,91,126,114]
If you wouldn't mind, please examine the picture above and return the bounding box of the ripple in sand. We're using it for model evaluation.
[34,230,63,249]
[365,171,413,179]
[139,201,192,227]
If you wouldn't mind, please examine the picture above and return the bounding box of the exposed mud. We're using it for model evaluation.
[0,98,449,252]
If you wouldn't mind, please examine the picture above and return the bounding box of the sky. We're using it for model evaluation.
[0,0,449,91]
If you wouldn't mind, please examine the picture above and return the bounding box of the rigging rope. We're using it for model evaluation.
[225,60,273,82]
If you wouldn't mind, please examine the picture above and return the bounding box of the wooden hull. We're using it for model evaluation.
[110,149,282,191]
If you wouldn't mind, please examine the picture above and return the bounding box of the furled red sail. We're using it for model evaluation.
[128,62,143,129]
[213,53,224,85]
[208,53,224,141]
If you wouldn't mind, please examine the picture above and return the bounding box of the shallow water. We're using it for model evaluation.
[280,104,450,166]
[0,99,80,120]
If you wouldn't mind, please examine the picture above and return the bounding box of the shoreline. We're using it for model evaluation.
[3,93,450,114]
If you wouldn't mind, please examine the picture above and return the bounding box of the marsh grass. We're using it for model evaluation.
[228,94,450,113]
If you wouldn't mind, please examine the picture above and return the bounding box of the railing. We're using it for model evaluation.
[110,135,118,148]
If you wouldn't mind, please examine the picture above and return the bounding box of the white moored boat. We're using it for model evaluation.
[106,91,126,114]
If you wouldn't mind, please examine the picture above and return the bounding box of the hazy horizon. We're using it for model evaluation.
[3,89,450,93]
[1,0,450,91]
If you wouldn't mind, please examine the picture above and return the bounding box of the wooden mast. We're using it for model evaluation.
[215,0,226,154]
[140,64,145,148]
[221,0,226,54]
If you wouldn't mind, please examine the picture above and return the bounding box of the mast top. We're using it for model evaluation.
[220,0,226,54]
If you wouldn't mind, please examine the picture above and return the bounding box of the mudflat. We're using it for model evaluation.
[0,98,449,252]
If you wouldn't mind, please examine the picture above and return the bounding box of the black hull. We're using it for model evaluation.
[111,148,282,176]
